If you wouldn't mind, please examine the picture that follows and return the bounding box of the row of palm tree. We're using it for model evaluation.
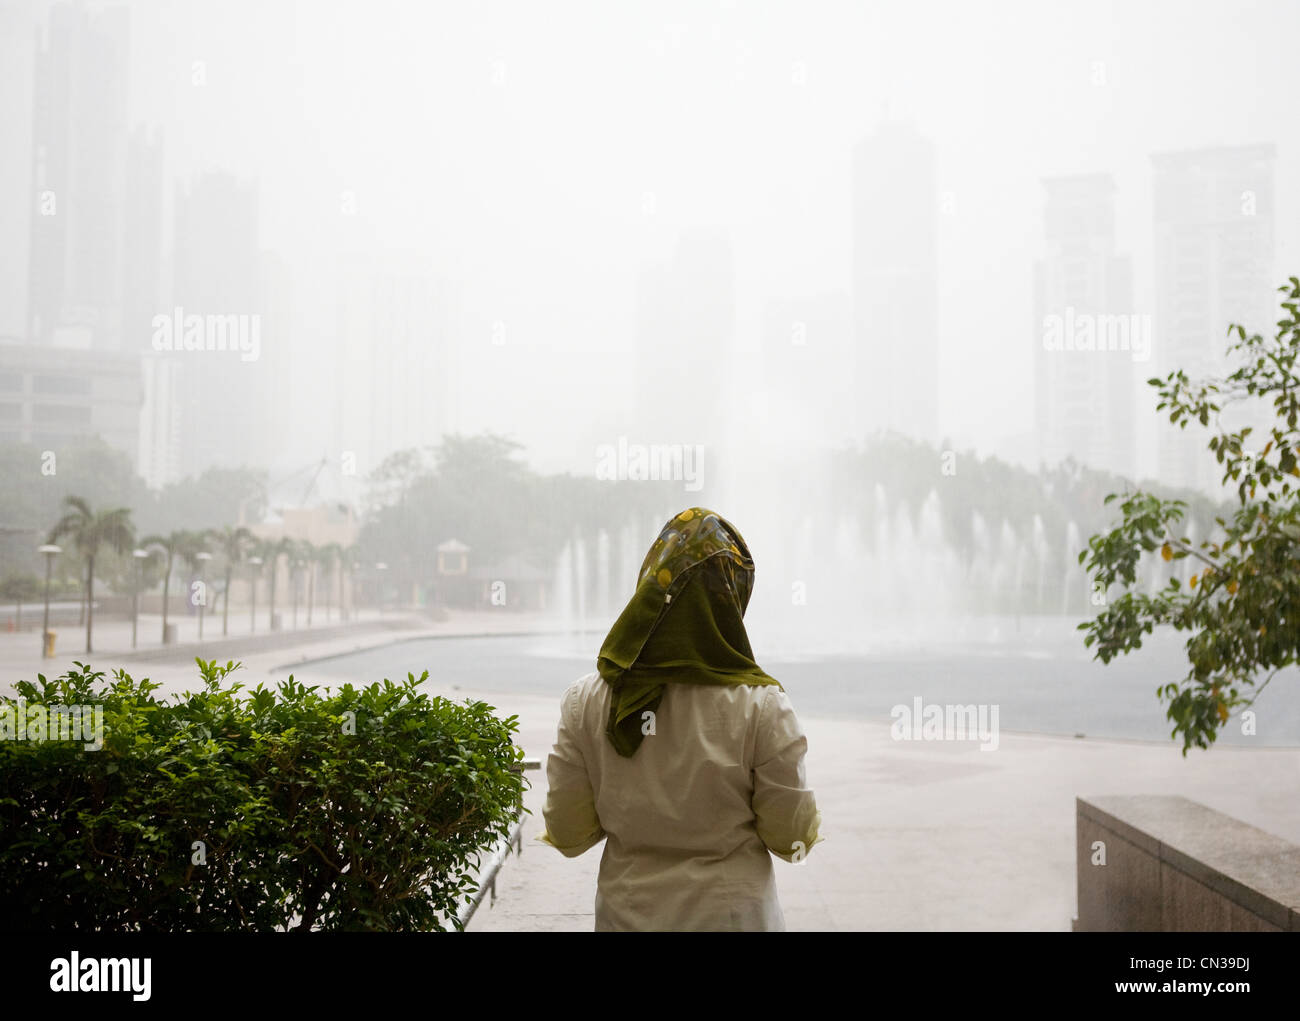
[47,497,133,656]
[46,496,361,654]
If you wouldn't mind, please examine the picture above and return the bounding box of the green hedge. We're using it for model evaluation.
[0,659,527,931]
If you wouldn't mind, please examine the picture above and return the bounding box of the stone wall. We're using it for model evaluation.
[1075,794,1300,931]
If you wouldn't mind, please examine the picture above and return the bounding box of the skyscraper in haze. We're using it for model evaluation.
[122,124,164,353]
[852,121,938,445]
[1152,144,1276,493]
[0,4,38,340]
[171,171,267,477]
[635,229,734,451]
[125,122,169,486]
[10,3,150,477]
[1034,174,1137,479]
[333,255,459,484]
[137,352,180,490]
[761,292,854,451]
[27,2,131,350]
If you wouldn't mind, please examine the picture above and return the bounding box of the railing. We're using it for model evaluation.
[456,756,542,930]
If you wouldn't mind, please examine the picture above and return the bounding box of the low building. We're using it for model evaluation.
[0,340,142,463]
[467,554,551,611]
[427,540,550,610]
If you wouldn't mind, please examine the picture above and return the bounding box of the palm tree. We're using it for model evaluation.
[317,542,343,623]
[246,549,263,633]
[141,529,200,645]
[257,536,292,632]
[305,546,316,627]
[306,541,337,627]
[48,496,134,654]
[209,525,255,637]
[339,544,359,621]
[178,534,213,637]
[291,539,315,628]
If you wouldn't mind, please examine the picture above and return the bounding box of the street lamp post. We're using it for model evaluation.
[248,556,263,634]
[131,548,149,649]
[348,560,360,621]
[196,551,213,641]
[37,544,60,659]
[375,562,388,616]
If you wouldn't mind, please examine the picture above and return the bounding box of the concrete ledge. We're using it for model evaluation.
[1076,794,1300,931]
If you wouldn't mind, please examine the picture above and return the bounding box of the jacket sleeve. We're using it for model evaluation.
[537,680,606,857]
[752,686,824,863]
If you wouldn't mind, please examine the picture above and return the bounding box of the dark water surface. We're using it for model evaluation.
[294,625,1300,747]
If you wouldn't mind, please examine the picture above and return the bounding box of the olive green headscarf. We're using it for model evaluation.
[597,507,782,757]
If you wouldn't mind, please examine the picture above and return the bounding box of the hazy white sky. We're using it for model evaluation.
[3,0,1296,480]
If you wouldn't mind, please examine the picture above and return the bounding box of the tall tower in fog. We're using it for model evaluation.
[635,229,734,451]
[333,255,459,482]
[122,125,164,353]
[1152,145,1276,493]
[1034,175,1137,479]
[761,293,854,451]
[852,121,938,444]
[170,172,267,477]
[27,3,131,350]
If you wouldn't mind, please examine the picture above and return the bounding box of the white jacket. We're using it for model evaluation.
[538,670,823,931]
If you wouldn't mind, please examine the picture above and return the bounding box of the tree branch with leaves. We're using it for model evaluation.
[1079,277,1300,753]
